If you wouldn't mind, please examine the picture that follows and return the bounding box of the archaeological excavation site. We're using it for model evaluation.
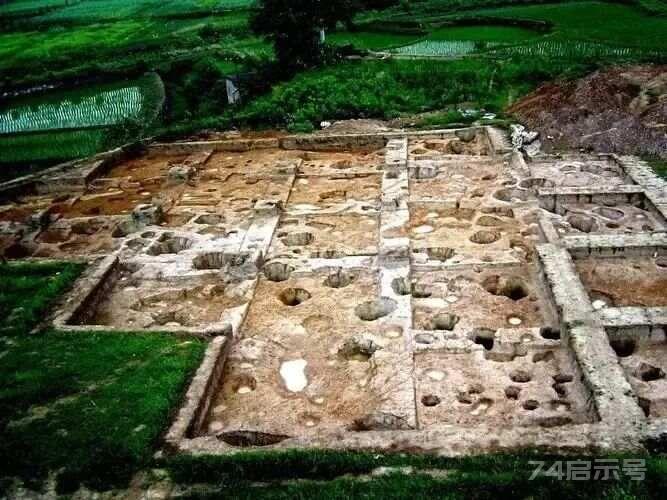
[2,126,666,457]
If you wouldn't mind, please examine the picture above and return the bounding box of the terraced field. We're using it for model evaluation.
[0,73,165,173]
[334,1,667,58]
[1,0,666,171]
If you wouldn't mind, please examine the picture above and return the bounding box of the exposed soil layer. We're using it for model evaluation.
[406,204,538,265]
[206,271,399,436]
[269,214,379,259]
[575,257,667,307]
[288,174,382,207]
[87,267,249,329]
[509,65,667,159]
[416,348,591,427]
[528,156,629,187]
[547,201,665,236]
[409,157,504,201]
[617,341,667,418]
[411,266,556,333]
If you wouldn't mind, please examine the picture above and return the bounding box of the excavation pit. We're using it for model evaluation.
[415,349,592,428]
[70,263,249,330]
[202,269,413,437]
[575,256,667,307]
[405,204,536,265]
[608,330,667,418]
[528,156,629,188]
[409,158,506,201]
[408,135,489,159]
[269,214,378,258]
[548,201,665,236]
[411,266,556,334]
[287,174,381,208]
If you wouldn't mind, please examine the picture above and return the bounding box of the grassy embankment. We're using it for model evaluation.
[0,261,206,493]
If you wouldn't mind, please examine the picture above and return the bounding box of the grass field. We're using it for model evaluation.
[0,72,165,171]
[0,73,164,134]
[0,261,85,335]
[333,1,667,56]
[0,0,256,20]
[0,262,207,494]
[0,129,105,176]
[161,451,667,498]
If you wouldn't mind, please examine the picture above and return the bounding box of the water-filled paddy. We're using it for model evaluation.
[0,73,164,134]
[0,73,164,175]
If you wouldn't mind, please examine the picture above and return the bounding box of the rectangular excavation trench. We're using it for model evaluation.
[527,155,632,188]
[409,262,594,429]
[405,203,538,266]
[200,268,415,440]
[68,260,252,331]
[268,214,380,259]
[540,190,667,237]
[574,254,667,308]
[415,346,592,428]
[607,326,667,419]
[408,134,490,160]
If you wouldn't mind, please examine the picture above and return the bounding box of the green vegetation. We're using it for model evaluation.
[334,1,667,56]
[0,129,105,178]
[0,261,85,335]
[1,1,666,171]
[232,58,593,131]
[475,2,667,49]
[0,73,165,172]
[0,0,256,20]
[637,0,667,15]
[163,450,667,499]
[645,156,667,179]
[328,30,421,50]
[0,73,165,134]
[250,0,357,70]
[429,24,541,41]
[0,262,207,493]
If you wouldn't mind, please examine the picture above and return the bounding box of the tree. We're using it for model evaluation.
[251,0,357,71]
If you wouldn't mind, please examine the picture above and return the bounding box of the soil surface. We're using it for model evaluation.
[509,65,667,159]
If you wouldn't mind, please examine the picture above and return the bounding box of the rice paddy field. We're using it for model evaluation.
[333,1,667,58]
[0,73,165,176]
[0,75,164,134]
[0,0,666,174]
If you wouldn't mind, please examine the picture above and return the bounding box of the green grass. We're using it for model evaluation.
[0,0,255,20]
[473,2,667,50]
[644,156,667,179]
[0,329,206,493]
[637,0,667,15]
[0,73,165,175]
[0,73,165,134]
[328,31,422,50]
[0,261,85,335]
[0,129,106,172]
[0,10,261,91]
[347,1,667,53]
[232,57,593,131]
[0,262,207,493]
[428,24,541,41]
[163,450,667,499]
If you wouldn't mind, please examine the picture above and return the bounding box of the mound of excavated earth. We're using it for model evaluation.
[508,65,667,159]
